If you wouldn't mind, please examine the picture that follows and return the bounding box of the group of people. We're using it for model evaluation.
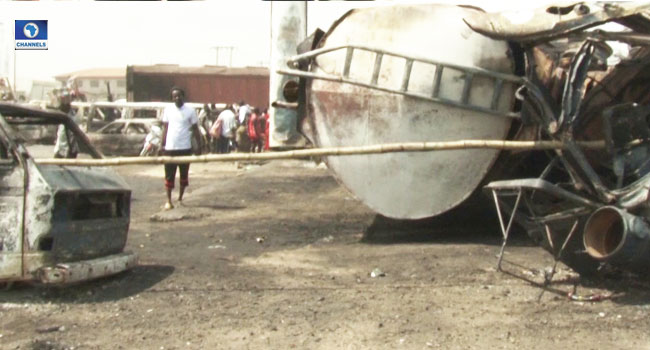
[203,101,270,154]
[51,86,272,210]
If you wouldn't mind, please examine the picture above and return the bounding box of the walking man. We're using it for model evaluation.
[161,87,201,210]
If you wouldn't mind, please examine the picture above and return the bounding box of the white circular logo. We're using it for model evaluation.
[23,22,39,39]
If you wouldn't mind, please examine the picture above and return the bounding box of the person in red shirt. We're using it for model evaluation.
[261,108,270,151]
[247,107,265,153]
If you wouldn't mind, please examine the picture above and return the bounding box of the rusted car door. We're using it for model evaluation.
[0,116,25,280]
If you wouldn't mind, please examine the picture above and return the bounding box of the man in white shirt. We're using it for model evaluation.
[53,92,79,159]
[238,100,250,125]
[161,87,201,210]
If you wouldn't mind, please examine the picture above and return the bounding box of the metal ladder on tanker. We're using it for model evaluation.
[277,44,524,119]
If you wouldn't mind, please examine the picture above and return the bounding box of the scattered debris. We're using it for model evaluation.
[1,303,29,310]
[36,325,65,333]
[207,245,226,249]
[568,292,613,302]
[31,339,68,350]
[149,211,202,222]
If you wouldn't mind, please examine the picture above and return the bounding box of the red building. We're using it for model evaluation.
[126,64,269,108]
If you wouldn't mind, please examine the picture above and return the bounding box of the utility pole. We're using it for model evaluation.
[0,23,5,77]
[12,22,17,94]
[211,46,235,67]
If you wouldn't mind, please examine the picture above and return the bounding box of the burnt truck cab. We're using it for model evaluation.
[0,102,136,284]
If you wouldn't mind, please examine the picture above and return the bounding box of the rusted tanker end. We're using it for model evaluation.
[276,4,521,219]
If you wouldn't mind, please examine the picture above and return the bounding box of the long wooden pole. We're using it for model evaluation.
[35,139,606,167]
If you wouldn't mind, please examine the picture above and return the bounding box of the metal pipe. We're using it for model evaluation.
[583,206,650,272]
[343,47,353,78]
[271,101,298,110]
[401,59,413,92]
[432,65,443,98]
[461,73,474,104]
[490,79,504,110]
[371,52,383,85]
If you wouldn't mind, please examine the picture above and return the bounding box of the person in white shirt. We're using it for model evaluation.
[209,105,237,153]
[161,87,201,210]
[237,100,250,125]
[53,92,79,159]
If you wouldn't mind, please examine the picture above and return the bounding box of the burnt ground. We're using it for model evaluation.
[2,159,650,350]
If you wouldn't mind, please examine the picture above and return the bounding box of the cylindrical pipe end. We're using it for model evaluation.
[584,206,627,260]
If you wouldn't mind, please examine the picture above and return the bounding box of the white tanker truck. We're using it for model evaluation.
[268,2,650,277]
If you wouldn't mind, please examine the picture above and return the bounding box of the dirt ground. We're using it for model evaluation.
[2,159,650,350]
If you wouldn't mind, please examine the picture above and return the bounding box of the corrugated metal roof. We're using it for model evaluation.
[55,67,126,81]
[129,64,269,76]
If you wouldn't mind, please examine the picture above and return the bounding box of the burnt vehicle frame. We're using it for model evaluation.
[0,102,136,285]
[470,2,650,277]
[87,118,157,157]
[75,101,214,156]
[275,2,650,277]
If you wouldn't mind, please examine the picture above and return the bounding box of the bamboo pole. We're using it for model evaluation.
[34,139,607,167]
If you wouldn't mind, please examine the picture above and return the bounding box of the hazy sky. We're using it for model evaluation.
[0,1,273,92]
[0,0,552,94]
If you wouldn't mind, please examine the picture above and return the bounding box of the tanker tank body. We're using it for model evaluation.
[270,2,524,220]
[271,1,650,279]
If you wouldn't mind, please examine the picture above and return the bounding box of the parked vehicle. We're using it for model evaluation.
[88,119,156,157]
[74,101,214,155]
[73,101,210,132]
[0,102,136,284]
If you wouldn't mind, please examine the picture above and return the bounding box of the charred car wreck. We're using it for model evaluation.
[272,2,650,277]
[0,103,136,284]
